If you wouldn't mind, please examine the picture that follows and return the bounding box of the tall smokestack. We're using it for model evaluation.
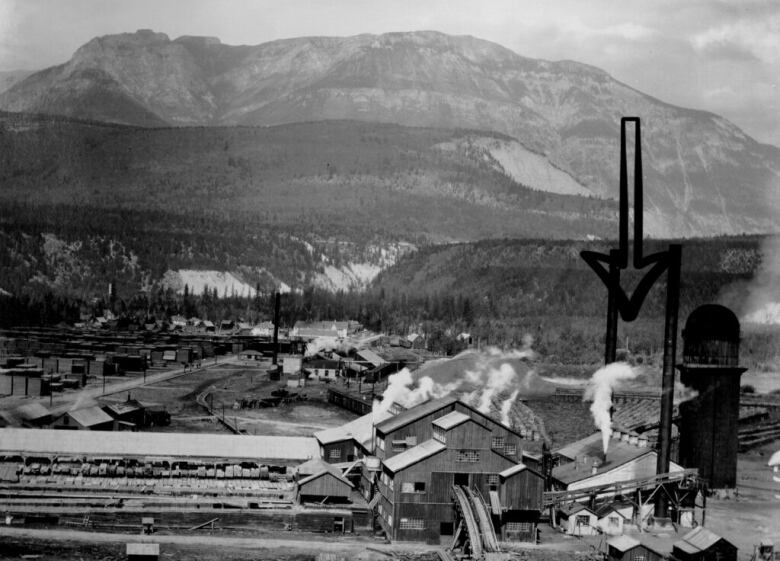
[654,243,681,519]
[272,292,281,366]
[605,250,620,365]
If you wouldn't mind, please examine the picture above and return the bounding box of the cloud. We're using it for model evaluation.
[691,12,780,63]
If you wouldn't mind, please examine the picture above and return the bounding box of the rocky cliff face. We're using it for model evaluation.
[2,29,779,237]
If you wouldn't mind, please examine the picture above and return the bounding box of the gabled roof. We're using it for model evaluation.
[297,469,353,489]
[595,502,629,518]
[296,457,343,478]
[68,406,114,427]
[558,502,595,516]
[432,411,470,430]
[675,527,731,552]
[499,462,527,479]
[314,409,393,448]
[375,395,458,435]
[608,535,640,552]
[383,439,446,473]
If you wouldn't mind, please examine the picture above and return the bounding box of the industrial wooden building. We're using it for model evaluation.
[372,400,545,543]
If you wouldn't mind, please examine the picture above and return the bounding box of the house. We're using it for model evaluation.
[101,398,147,429]
[672,527,738,561]
[596,502,633,535]
[556,502,598,536]
[607,535,668,561]
[304,358,341,380]
[51,406,116,431]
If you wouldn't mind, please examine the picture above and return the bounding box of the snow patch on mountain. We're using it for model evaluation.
[163,269,257,297]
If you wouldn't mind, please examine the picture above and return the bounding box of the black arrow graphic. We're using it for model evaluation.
[580,117,674,322]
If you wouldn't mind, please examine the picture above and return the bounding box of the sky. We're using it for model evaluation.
[1,0,778,146]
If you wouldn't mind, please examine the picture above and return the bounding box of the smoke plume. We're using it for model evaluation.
[372,340,536,427]
[500,389,521,426]
[583,362,640,454]
[722,235,780,324]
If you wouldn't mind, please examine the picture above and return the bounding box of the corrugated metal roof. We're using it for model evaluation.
[608,535,640,552]
[375,395,458,435]
[499,462,527,479]
[383,439,446,473]
[68,406,114,427]
[0,428,318,462]
[432,411,470,430]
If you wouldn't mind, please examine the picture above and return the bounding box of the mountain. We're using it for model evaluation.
[1,29,779,237]
[0,70,34,94]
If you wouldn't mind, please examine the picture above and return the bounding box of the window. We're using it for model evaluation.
[414,481,426,492]
[491,436,505,449]
[400,518,425,530]
[433,426,446,443]
[392,440,407,452]
[504,444,517,456]
[487,474,499,488]
[635,557,645,561]
[575,515,590,526]
[457,450,480,463]
[376,437,385,451]
[505,522,532,533]
[388,515,393,527]
[608,516,620,527]
[329,449,341,460]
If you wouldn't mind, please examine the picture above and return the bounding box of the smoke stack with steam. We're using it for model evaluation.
[583,362,639,456]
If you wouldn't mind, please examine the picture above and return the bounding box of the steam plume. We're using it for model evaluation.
[372,339,536,427]
[583,362,639,454]
[500,389,521,426]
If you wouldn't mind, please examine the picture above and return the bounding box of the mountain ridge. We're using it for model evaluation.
[1,29,779,237]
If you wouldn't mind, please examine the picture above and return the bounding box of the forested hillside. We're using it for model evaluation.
[0,113,615,242]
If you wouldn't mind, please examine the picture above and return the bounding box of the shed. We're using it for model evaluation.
[556,502,598,536]
[672,527,737,561]
[297,470,354,504]
[607,535,667,561]
[596,502,633,535]
[51,406,115,431]
[13,402,52,427]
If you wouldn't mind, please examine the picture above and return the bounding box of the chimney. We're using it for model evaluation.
[272,292,280,366]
